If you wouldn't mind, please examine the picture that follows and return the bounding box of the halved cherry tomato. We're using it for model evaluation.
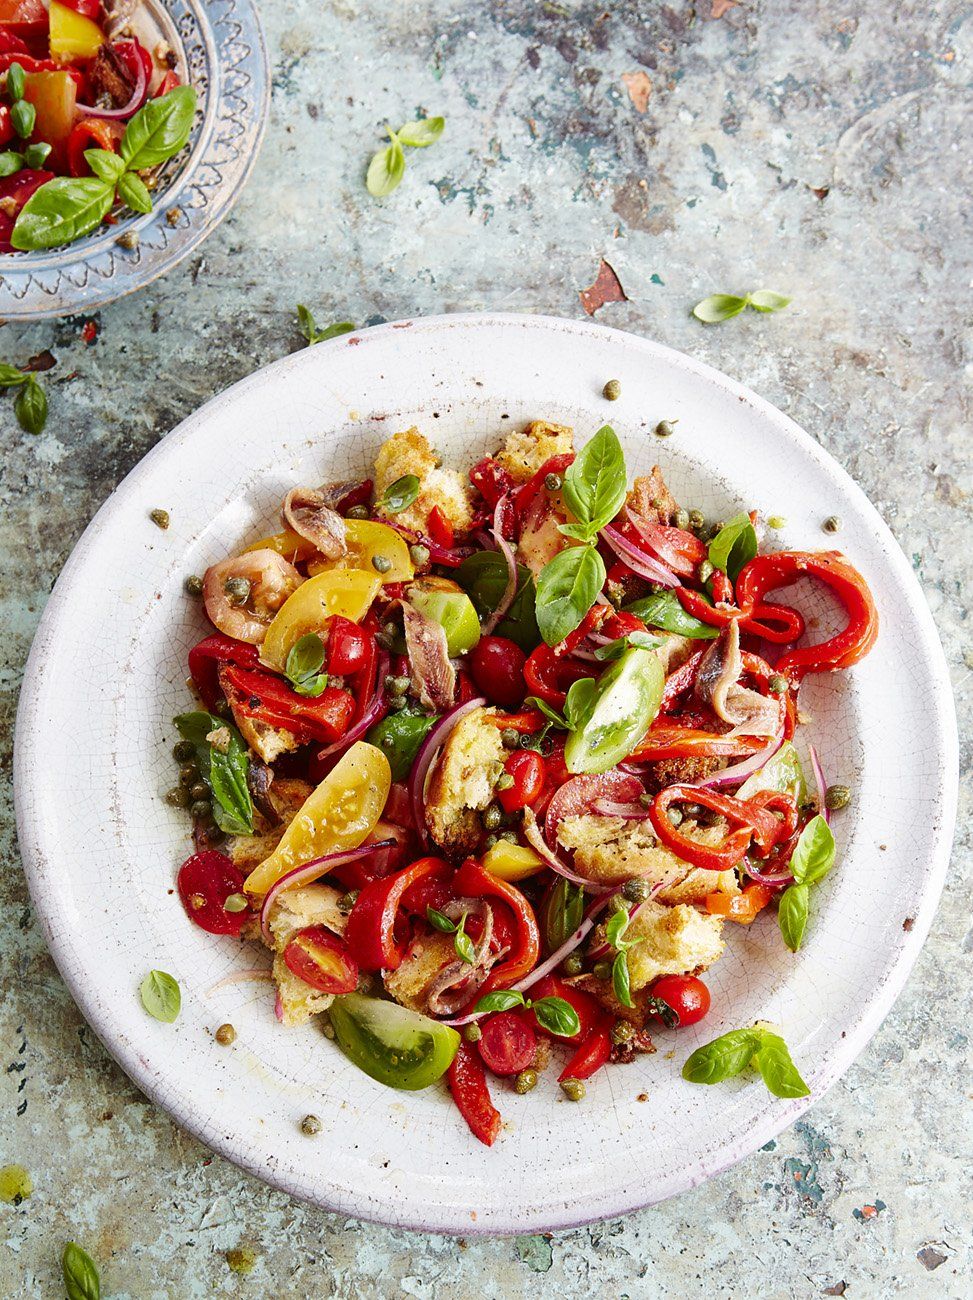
[427,505,454,549]
[478,1011,536,1077]
[327,615,370,676]
[497,749,545,813]
[648,974,711,1027]
[448,1042,501,1146]
[176,851,248,935]
[705,883,773,925]
[467,634,527,709]
[282,926,359,994]
[67,115,121,177]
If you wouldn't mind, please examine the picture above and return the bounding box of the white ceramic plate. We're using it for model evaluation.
[14,314,957,1234]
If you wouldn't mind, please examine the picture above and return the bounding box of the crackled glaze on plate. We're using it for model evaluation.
[13,314,957,1234]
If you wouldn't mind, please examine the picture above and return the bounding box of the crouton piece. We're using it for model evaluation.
[384,932,455,1013]
[266,882,348,1027]
[425,705,506,855]
[623,900,725,990]
[272,955,335,1027]
[627,465,680,525]
[556,814,739,903]
[373,427,474,538]
[495,419,575,484]
[641,756,727,793]
[219,663,301,765]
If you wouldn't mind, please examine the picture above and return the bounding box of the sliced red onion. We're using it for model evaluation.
[314,650,389,765]
[523,811,613,892]
[591,799,653,819]
[808,741,830,824]
[481,494,518,634]
[204,967,273,995]
[743,857,794,888]
[408,695,487,847]
[625,510,696,577]
[602,523,680,587]
[274,991,284,1022]
[691,732,784,791]
[384,519,473,567]
[75,55,148,120]
[258,839,396,942]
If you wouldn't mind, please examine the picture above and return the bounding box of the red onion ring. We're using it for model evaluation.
[75,53,148,120]
[591,799,653,819]
[481,494,518,635]
[523,811,613,892]
[691,731,784,791]
[625,509,696,577]
[808,742,830,824]
[258,839,396,942]
[408,695,488,847]
[743,857,794,888]
[601,523,680,587]
[314,650,389,765]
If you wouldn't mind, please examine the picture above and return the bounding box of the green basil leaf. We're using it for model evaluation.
[139,970,181,1023]
[120,84,197,170]
[397,116,445,147]
[455,552,538,650]
[296,304,355,345]
[753,1030,810,1097]
[117,170,153,215]
[474,989,525,1013]
[426,906,457,934]
[366,709,438,781]
[316,320,355,342]
[173,711,254,835]
[7,61,25,103]
[681,1028,760,1085]
[692,293,749,324]
[749,290,791,313]
[541,877,585,953]
[560,424,626,540]
[789,814,835,887]
[454,928,476,964]
[15,377,47,435]
[535,544,605,645]
[612,951,634,1008]
[10,97,34,139]
[605,908,633,951]
[563,677,597,730]
[379,473,420,513]
[593,630,660,661]
[23,141,50,169]
[0,362,27,387]
[708,511,758,582]
[366,134,406,197]
[532,996,582,1038]
[84,148,126,185]
[291,672,327,698]
[0,151,23,179]
[624,591,719,639]
[11,176,115,250]
[525,695,569,729]
[285,632,326,688]
[777,883,809,953]
[62,1242,101,1300]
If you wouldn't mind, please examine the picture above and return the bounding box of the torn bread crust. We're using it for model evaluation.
[425,705,506,856]
[495,419,575,484]
[384,931,456,1013]
[627,465,679,525]
[219,663,301,765]
[373,427,474,537]
[266,882,347,1027]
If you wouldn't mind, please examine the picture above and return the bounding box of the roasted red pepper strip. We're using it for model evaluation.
[345,856,451,971]
[220,663,355,744]
[559,1025,612,1082]
[453,859,540,1001]
[514,452,574,517]
[486,708,545,734]
[523,645,591,709]
[448,1042,501,1146]
[676,586,805,644]
[629,723,766,762]
[705,882,774,924]
[744,789,799,854]
[649,785,782,871]
[426,504,454,549]
[188,633,260,709]
[736,550,878,680]
[555,603,610,656]
[0,53,84,87]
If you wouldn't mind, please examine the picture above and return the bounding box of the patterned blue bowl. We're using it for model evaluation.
[0,0,269,320]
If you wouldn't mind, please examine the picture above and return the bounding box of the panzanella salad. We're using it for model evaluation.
[0,1,195,251]
[169,419,878,1144]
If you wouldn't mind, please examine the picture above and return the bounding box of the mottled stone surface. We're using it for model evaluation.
[2,1,971,1295]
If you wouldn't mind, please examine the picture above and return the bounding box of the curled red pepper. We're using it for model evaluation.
[220,663,355,744]
[676,587,805,644]
[188,632,260,709]
[630,723,767,762]
[559,1025,612,1082]
[345,856,451,971]
[452,859,540,1003]
[648,785,792,871]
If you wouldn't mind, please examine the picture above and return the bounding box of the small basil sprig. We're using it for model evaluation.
[559,425,627,543]
[139,970,181,1023]
[379,473,420,514]
[11,85,197,251]
[778,814,836,952]
[604,903,639,1009]
[473,989,582,1038]
[296,304,355,346]
[692,291,791,323]
[535,544,605,645]
[525,677,596,732]
[173,710,254,835]
[426,906,475,964]
[285,632,328,697]
[625,591,719,640]
[592,629,659,661]
[708,512,758,582]
[62,1241,101,1300]
[0,361,48,434]
[366,115,445,197]
[682,1024,809,1098]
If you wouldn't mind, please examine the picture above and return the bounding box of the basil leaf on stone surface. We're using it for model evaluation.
[559,424,627,542]
[788,814,835,887]
[139,970,181,1023]
[285,632,328,697]
[624,591,719,639]
[366,130,406,197]
[296,304,355,346]
[535,544,605,646]
[748,290,791,313]
[120,84,196,170]
[777,882,810,953]
[62,1241,101,1300]
[117,171,153,215]
[612,950,634,1008]
[0,363,27,387]
[708,511,758,582]
[692,294,750,324]
[11,176,115,250]
[84,148,126,185]
[753,1030,810,1098]
[397,116,445,147]
[455,552,538,650]
[531,996,581,1038]
[379,473,420,513]
[15,377,47,435]
[173,711,254,835]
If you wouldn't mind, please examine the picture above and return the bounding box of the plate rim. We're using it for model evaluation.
[13,311,959,1233]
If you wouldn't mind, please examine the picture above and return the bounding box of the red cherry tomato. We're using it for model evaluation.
[478,1011,536,1076]
[467,635,527,709]
[176,852,248,935]
[649,974,711,1027]
[497,749,546,813]
[327,615,370,676]
[427,505,454,549]
[282,926,359,994]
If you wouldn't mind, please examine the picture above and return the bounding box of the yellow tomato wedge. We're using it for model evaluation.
[307,519,414,585]
[244,742,391,896]
[260,569,381,671]
[481,840,545,882]
[49,0,105,61]
[243,529,319,564]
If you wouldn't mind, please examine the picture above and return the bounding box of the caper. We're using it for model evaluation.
[675,508,690,530]
[346,503,370,520]
[561,952,584,977]
[698,559,714,583]
[825,783,851,811]
[409,543,430,566]
[372,554,392,573]
[609,894,629,915]
[604,580,624,607]
[544,472,563,491]
[150,508,169,530]
[514,1068,538,1094]
[463,1023,482,1043]
[495,773,515,792]
[483,833,499,849]
[337,891,360,914]
[382,620,398,639]
[224,576,251,606]
[823,515,841,534]
[164,786,190,808]
[768,673,788,695]
[560,1078,586,1101]
[709,520,726,540]
[300,1114,322,1136]
[610,1020,634,1045]
[380,733,396,749]
[188,782,208,803]
[667,807,683,827]
[482,804,503,831]
[375,632,394,650]
[116,229,139,250]
[321,1017,336,1040]
[184,574,204,597]
[688,509,706,533]
[500,830,519,844]
[654,419,677,437]
[215,1023,236,1046]
[501,727,520,749]
[191,799,212,820]
[638,791,652,808]
[173,739,195,762]
[622,877,651,904]
[224,894,248,913]
[603,379,622,401]
[767,514,787,529]
[178,762,199,786]
[213,698,231,718]
[385,674,410,696]
[593,959,612,981]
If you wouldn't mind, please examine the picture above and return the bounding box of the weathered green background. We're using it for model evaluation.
[2,1,971,1294]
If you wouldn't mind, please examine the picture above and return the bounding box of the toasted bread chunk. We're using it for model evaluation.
[266,882,347,1027]
[424,706,506,855]
[623,900,725,989]
[384,932,456,1013]
[373,427,474,537]
[496,419,575,484]
[627,465,680,525]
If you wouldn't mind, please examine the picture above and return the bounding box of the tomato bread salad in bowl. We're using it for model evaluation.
[169,416,879,1146]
